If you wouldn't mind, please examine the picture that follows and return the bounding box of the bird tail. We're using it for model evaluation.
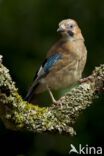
[25,87,34,102]
[25,83,39,103]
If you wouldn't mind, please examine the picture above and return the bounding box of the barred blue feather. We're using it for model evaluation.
[43,53,62,73]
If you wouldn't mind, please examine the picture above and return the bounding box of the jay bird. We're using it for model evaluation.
[25,19,87,104]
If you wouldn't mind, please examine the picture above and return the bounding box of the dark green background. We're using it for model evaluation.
[0,0,104,156]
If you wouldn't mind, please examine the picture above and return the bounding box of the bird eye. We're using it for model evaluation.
[70,25,73,28]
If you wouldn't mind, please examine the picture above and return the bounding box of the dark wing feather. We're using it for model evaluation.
[25,53,62,101]
[34,53,62,81]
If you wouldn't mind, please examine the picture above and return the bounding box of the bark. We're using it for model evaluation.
[0,55,103,136]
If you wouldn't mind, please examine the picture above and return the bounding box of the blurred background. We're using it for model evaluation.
[0,0,104,155]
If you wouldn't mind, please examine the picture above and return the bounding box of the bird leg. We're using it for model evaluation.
[46,86,62,107]
[46,85,59,105]
[47,85,61,106]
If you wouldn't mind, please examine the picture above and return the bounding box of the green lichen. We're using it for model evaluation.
[0,55,104,135]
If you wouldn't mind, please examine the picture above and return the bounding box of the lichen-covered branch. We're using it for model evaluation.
[0,55,104,136]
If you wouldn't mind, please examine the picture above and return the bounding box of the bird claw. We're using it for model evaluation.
[52,100,62,107]
[79,76,93,83]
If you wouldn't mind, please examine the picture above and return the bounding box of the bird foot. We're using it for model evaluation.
[79,76,93,83]
[52,99,62,107]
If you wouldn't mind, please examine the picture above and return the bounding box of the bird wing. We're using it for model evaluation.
[46,51,78,77]
[25,53,62,101]
[25,51,78,102]
[33,53,62,82]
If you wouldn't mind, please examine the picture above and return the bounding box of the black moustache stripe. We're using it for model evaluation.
[68,30,74,37]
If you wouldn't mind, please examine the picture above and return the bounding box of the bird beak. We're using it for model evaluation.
[57,27,64,32]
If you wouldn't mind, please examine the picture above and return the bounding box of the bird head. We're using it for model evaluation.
[57,19,84,41]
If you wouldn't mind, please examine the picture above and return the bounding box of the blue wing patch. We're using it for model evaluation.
[26,53,62,102]
[43,53,62,73]
[33,53,62,81]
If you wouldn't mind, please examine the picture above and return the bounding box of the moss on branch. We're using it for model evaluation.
[0,55,104,136]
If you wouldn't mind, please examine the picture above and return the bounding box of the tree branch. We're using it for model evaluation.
[0,55,103,136]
